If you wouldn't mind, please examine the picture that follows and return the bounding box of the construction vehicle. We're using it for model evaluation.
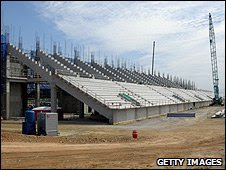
[208,13,223,105]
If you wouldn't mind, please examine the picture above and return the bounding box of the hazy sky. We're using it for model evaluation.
[2,1,225,95]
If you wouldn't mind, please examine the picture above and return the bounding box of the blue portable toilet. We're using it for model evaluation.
[25,109,35,123]
[22,109,36,135]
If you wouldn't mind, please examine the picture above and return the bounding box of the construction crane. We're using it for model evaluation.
[208,13,223,105]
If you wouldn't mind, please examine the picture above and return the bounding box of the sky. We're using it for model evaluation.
[1,1,225,95]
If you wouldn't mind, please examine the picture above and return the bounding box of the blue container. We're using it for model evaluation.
[22,122,36,135]
[167,112,196,117]
[26,122,36,135]
[23,110,36,135]
[25,110,35,123]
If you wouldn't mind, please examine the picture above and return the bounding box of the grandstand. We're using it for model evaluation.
[1,38,213,124]
[1,28,213,124]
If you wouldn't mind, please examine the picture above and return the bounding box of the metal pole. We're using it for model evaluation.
[152,41,155,75]
[50,34,52,54]
[43,33,45,51]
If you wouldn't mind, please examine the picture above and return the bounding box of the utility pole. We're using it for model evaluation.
[152,41,155,75]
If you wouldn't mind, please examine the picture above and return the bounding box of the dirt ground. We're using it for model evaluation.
[1,106,225,169]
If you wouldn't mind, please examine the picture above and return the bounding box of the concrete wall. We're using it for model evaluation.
[159,105,170,114]
[135,107,147,120]
[147,106,160,117]
[9,82,27,117]
[10,63,24,77]
[112,101,211,124]
[112,109,136,123]
[169,104,178,113]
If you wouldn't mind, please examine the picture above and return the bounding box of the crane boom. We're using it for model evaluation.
[209,13,221,104]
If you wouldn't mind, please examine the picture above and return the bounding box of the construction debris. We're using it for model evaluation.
[211,109,225,118]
